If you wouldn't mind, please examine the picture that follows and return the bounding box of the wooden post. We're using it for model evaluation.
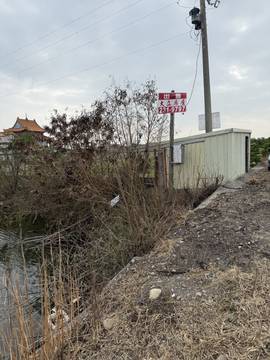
[154,149,159,186]
[169,90,175,190]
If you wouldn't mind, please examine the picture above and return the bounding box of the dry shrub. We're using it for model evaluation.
[0,147,168,228]
[7,150,117,227]
[183,174,223,209]
[5,146,190,290]
[248,177,259,185]
[49,155,184,289]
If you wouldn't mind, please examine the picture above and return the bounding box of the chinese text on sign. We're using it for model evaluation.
[158,92,187,114]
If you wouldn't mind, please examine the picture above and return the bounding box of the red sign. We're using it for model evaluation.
[158,92,187,114]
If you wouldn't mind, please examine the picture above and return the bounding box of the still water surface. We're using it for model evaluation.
[0,230,41,356]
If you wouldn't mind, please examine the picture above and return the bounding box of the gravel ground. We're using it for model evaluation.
[105,166,270,300]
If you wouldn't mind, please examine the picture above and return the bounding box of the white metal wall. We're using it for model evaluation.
[172,130,250,189]
[174,141,205,188]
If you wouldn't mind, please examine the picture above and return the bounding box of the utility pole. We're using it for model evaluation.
[200,0,212,133]
[169,90,175,191]
[190,1,218,133]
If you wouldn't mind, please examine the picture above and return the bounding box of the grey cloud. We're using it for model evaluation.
[0,0,269,137]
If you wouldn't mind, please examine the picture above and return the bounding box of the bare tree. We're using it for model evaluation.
[103,80,167,149]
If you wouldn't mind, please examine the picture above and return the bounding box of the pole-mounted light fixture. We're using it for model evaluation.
[189,7,201,30]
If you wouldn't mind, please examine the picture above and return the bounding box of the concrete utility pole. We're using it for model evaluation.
[169,90,175,191]
[200,0,213,133]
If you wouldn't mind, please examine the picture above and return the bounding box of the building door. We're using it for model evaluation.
[245,136,249,173]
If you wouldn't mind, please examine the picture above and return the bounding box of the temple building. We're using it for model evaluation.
[0,117,45,152]
[2,117,44,137]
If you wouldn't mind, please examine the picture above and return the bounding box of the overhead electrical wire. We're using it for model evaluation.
[0,1,192,98]
[186,34,201,107]
[0,0,116,61]
[0,0,144,69]
[176,1,190,9]
[0,31,189,99]
[16,1,176,76]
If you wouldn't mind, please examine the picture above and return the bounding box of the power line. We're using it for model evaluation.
[176,1,190,9]
[186,34,201,107]
[0,31,189,99]
[16,1,176,76]
[0,0,144,69]
[0,0,116,61]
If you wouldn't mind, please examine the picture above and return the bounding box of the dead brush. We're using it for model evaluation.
[0,147,228,359]
[248,177,259,185]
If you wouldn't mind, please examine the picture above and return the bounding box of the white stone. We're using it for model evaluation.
[149,288,162,300]
[102,316,117,330]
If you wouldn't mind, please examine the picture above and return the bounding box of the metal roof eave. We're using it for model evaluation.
[148,128,252,149]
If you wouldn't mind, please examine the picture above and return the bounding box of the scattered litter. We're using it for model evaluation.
[48,308,69,330]
[110,195,120,208]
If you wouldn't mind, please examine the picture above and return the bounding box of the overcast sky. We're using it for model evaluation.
[0,0,269,138]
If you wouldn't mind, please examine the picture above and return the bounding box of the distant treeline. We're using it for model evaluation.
[251,137,270,166]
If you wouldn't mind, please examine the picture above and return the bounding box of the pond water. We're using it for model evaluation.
[0,230,41,357]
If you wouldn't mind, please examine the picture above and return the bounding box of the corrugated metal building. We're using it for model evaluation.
[158,128,251,189]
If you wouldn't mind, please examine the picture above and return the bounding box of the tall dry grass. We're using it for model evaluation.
[1,248,81,360]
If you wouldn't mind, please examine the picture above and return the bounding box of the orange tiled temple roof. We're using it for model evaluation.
[4,117,44,134]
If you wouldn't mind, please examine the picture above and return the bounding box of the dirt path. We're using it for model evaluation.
[166,166,270,272]
[71,167,270,360]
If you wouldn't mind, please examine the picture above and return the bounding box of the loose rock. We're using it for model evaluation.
[149,288,162,300]
[102,315,118,330]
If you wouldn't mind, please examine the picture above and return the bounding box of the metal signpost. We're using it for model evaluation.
[158,91,187,191]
